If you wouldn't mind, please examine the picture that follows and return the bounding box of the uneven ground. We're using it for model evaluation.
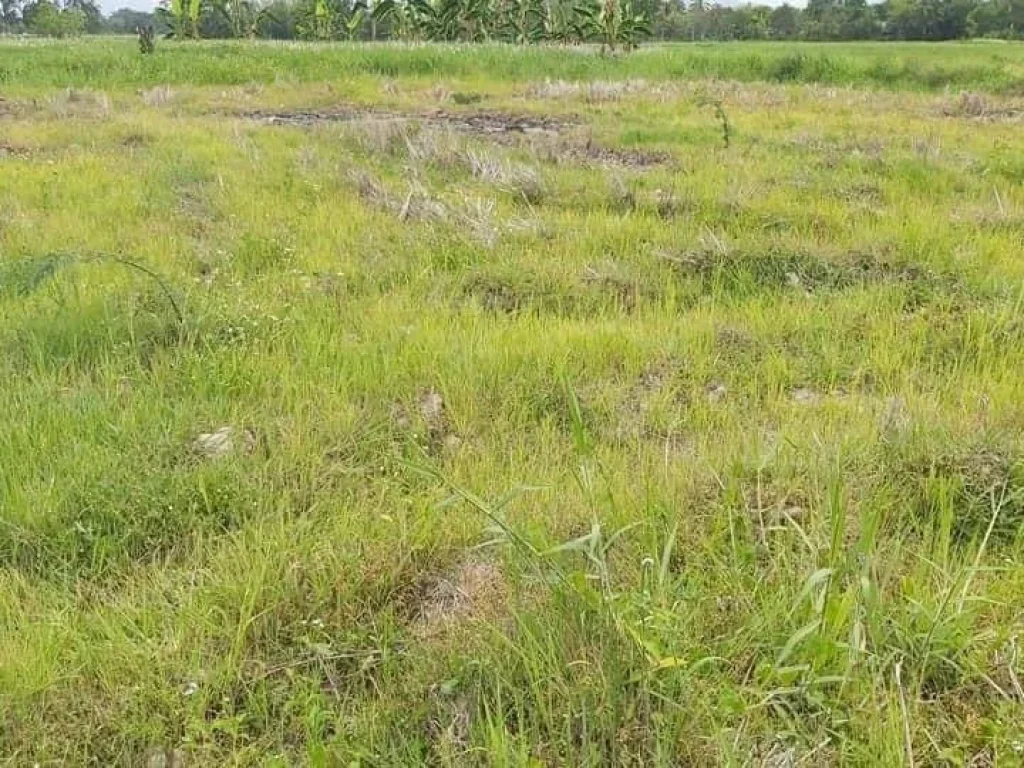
[3,38,1024,766]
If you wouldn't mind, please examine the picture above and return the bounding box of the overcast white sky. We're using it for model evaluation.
[100,0,154,12]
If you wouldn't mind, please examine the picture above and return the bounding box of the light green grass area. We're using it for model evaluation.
[2,37,1024,765]
[4,37,1024,92]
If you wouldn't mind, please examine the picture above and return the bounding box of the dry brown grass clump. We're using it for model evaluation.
[140,85,175,107]
[465,148,544,202]
[415,560,507,638]
[526,78,668,102]
[46,88,111,118]
[349,169,448,222]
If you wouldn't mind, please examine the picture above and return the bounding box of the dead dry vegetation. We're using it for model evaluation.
[250,103,670,168]
[941,91,1024,121]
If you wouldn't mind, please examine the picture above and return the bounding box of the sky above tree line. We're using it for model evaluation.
[101,0,149,12]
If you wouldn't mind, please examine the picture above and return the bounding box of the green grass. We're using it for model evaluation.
[3,37,1024,765]
[3,37,1024,93]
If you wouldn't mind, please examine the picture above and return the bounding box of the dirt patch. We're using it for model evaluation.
[415,560,506,638]
[0,142,32,159]
[456,126,669,168]
[246,106,389,126]
[245,105,574,136]
[0,97,21,118]
[561,140,670,168]
[461,264,671,318]
[121,134,148,149]
[705,381,728,403]
[608,360,691,450]
[428,108,571,135]
[581,262,648,312]
[391,388,461,456]
[247,105,668,169]
[461,270,560,314]
[591,145,669,168]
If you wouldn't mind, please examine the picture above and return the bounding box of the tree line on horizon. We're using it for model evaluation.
[1,0,1022,43]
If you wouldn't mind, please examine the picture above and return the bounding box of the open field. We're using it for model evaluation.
[5,38,1024,92]
[3,37,1024,765]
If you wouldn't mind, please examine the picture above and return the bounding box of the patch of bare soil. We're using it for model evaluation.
[540,137,670,168]
[246,105,667,168]
[427,108,571,135]
[248,107,383,126]
[122,134,148,149]
[608,361,692,453]
[0,142,32,158]
[391,388,462,455]
[489,131,670,168]
[582,144,670,167]
[486,127,670,168]
[245,105,574,135]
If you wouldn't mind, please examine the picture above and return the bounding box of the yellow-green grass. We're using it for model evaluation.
[3,38,1024,765]
[4,37,1024,93]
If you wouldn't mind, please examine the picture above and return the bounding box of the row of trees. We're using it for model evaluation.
[3,0,649,44]
[656,0,1024,41]
[1,0,103,36]
[154,0,648,45]
[3,0,1024,41]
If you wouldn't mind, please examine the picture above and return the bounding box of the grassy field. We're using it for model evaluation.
[4,37,1024,92]
[3,37,1024,765]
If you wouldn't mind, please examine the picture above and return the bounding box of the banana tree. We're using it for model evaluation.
[342,2,365,37]
[158,0,202,37]
[575,0,648,50]
[409,0,456,39]
[370,0,415,38]
[209,0,259,37]
[454,0,492,40]
[311,0,334,37]
[295,0,366,39]
[497,0,545,42]
[401,0,490,40]
[617,0,649,48]
[545,0,584,42]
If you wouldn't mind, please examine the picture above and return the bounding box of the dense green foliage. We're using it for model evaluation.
[659,0,1024,41]
[14,0,93,36]
[5,0,1024,41]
